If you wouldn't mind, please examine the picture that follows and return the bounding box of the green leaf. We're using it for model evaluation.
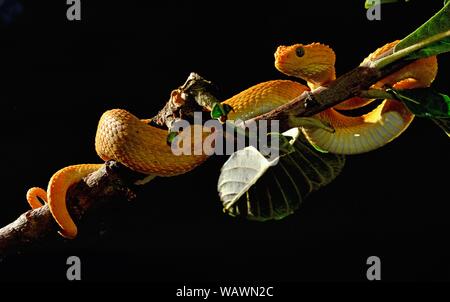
[432,118,450,137]
[166,131,178,145]
[210,103,224,119]
[211,103,234,121]
[387,88,450,118]
[394,2,450,59]
[217,129,345,221]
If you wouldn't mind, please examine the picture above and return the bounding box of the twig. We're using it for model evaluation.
[358,89,395,100]
[371,29,450,69]
[248,60,410,132]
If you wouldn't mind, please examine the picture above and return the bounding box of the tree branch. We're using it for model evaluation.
[0,48,427,258]
[249,61,410,132]
[0,162,140,257]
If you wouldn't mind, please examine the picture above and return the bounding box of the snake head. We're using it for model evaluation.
[274,43,336,86]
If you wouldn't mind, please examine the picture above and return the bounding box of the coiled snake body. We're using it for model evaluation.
[27,41,437,238]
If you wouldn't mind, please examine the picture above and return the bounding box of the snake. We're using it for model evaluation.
[26,41,437,239]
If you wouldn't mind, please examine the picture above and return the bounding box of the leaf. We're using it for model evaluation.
[266,132,297,156]
[166,131,178,145]
[218,146,279,211]
[387,88,450,118]
[211,103,233,120]
[394,2,450,59]
[217,129,345,221]
[432,118,450,137]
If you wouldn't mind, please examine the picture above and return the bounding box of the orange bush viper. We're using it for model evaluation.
[26,41,437,239]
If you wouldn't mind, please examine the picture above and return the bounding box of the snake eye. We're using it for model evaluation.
[295,46,305,57]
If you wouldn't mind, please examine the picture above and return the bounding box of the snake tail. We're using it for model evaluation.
[27,164,103,239]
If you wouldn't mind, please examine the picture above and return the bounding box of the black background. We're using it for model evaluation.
[0,0,449,288]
